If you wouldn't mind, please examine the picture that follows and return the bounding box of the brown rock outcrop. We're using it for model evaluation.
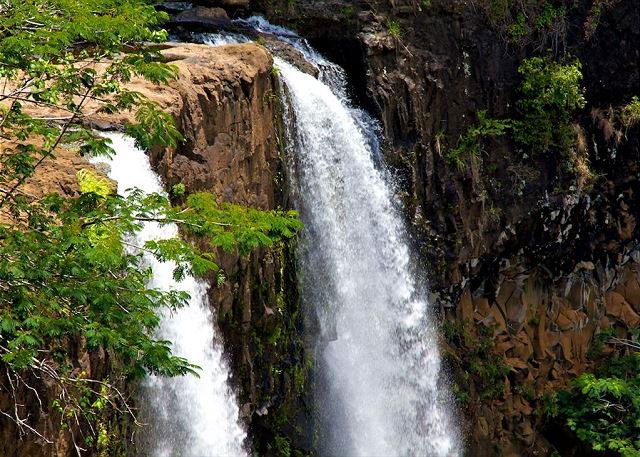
[171,6,231,27]
[93,42,310,454]
[454,251,640,455]
[93,42,279,209]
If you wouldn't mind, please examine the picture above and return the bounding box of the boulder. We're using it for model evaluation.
[172,6,230,28]
[263,37,320,77]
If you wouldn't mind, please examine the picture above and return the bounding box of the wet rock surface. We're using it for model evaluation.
[104,42,312,455]
[244,0,640,454]
[170,6,231,27]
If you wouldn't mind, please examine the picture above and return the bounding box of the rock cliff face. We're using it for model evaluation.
[350,2,640,454]
[111,42,311,454]
[237,0,640,454]
[1,42,310,456]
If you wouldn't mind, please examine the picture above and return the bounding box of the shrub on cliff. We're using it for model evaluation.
[446,56,585,170]
[513,56,586,153]
[475,0,567,48]
[0,0,302,450]
[547,337,640,457]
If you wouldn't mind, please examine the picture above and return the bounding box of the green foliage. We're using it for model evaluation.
[0,182,301,372]
[447,110,511,169]
[171,183,186,198]
[444,55,586,174]
[513,56,586,152]
[0,169,302,440]
[125,101,183,150]
[621,96,640,129]
[452,382,471,404]
[184,192,303,256]
[507,13,529,40]
[0,0,303,446]
[443,320,510,400]
[551,372,640,456]
[77,169,114,197]
[584,0,617,41]
[273,435,292,457]
[515,382,536,402]
[339,6,355,17]
[479,0,567,44]
[0,0,178,204]
[548,339,640,457]
[534,3,566,30]
[386,20,402,39]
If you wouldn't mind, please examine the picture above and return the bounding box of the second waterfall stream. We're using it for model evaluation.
[96,133,247,457]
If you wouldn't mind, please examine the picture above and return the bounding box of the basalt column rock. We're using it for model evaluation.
[243,0,640,454]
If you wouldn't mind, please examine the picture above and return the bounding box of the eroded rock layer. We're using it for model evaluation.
[244,0,640,454]
[118,42,311,454]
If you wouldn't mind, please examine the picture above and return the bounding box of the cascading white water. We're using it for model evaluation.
[237,16,349,97]
[202,17,460,455]
[271,35,460,457]
[96,133,247,457]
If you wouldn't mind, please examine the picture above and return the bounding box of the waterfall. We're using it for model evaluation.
[277,57,460,457]
[202,17,459,456]
[95,19,459,455]
[95,133,247,457]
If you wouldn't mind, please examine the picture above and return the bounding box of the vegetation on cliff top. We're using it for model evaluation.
[0,0,301,450]
[476,0,618,44]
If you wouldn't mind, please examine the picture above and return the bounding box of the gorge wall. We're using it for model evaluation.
[241,0,640,455]
[4,0,640,455]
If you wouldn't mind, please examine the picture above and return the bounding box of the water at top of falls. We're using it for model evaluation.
[276,57,460,456]
[94,133,247,457]
[200,31,251,46]
[192,15,349,99]
[198,20,382,164]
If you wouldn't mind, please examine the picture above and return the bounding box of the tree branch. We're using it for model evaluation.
[0,85,93,210]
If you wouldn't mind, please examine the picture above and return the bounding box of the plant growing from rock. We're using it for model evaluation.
[513,56,586,154]
[443,320,511,401]
[547,334,640,457]
[584,0,619,41]
[446,110,511,169]
[475,0,568,50]
[386,19,402,39]
[620,96,640,130]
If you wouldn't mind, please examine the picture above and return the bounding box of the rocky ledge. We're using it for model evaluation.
[2,41,309,456]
